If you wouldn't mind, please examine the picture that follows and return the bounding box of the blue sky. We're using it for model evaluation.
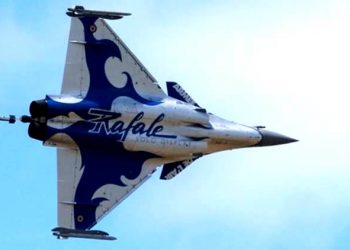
[0,0,350,249]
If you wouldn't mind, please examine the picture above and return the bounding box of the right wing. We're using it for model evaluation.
[61,15,166,101]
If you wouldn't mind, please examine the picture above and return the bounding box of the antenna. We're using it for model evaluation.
[0,115,16,124]
[0,115,32,124]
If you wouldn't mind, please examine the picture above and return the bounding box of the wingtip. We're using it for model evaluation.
[52,227,117,240]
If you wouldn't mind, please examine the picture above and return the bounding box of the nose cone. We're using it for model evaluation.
[255,129,297,146]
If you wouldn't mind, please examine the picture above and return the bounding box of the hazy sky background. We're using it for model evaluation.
[0,0,349,249]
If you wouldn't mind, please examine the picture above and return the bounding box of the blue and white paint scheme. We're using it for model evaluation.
[0,6,296,240]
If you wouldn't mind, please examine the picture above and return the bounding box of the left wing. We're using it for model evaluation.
[57,144,166,233]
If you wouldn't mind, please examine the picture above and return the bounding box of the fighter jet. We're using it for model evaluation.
[0,6,297,240]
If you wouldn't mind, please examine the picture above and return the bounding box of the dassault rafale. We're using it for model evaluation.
[0,6,297,240]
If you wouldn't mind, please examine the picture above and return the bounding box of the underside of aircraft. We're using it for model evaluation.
[0,6,296,240]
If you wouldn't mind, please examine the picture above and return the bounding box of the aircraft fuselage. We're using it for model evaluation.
[28,95,262,161]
